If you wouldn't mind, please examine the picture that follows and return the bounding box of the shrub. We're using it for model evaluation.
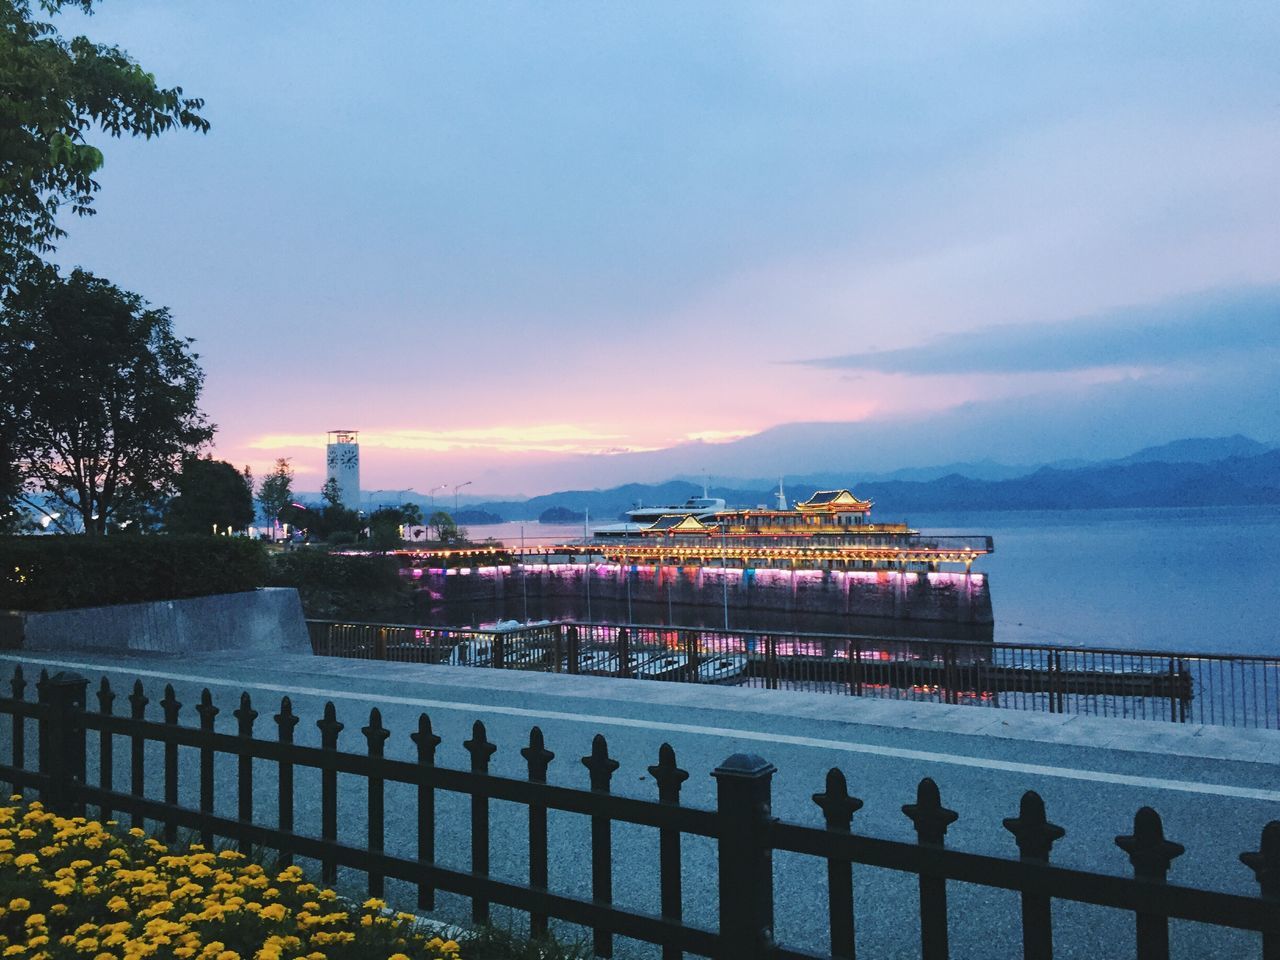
[0,537,269,612]
[266,550,409,621]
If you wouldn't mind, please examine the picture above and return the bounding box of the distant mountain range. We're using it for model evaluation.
[453,435,1280,520]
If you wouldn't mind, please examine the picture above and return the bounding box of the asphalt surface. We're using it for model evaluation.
[3,650,1277,960]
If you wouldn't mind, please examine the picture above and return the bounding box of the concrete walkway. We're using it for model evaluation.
[3,650,1275,959]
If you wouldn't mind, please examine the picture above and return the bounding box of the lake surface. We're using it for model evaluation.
[463,506,1280,655]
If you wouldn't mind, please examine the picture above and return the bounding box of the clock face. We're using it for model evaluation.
[340,450,358,466]
[326,451,338,468]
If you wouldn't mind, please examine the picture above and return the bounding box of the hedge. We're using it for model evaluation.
[0,536,269,611]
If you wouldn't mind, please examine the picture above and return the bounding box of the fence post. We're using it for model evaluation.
[567,626,581,675]
[39,672,88,815]
[712,753,777,960]
[492,632,506,671]
[1003,791,1065,960]
[943,645,958,705]
[316,702,345,883]
[1115,807,1184,960]
[813,768,864,959]
[903,778,958,960]
[766,633,778,690]
[521,727,555,938]
[618,628,632,678]
[650,744,690,960]
[195,690,219,847]
[463,720,497,924]
[552,625,564,674]
[1240,820,1280,960]
[582,734,621,957]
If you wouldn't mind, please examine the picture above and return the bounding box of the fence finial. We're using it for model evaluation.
[813,768,863,831]
[129,679,148,716]
[521,726,554,782]
[1241,820,1280,899]
[582,733,620,792]
[10,664,25,699]
[1116,806,1184,879]
[97,676,115,713]
[1003,791,1065,862]
[464,720,496,767]
[196,688,219,729]
[161,684,181,723]
[902,777,958,845]
[363,708,390,752]
[316,701,344,744]
[274,697,299,739]
[412,713,442,762]
[648,743,689,804]
[234,693,258,735]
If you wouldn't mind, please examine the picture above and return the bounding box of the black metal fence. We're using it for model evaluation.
[2,663,1277,960]
[308,619,1280,729]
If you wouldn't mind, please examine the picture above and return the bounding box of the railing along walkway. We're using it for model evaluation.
[308,619,1280,729]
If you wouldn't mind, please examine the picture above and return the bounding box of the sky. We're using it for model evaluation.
[48,1,1280,496]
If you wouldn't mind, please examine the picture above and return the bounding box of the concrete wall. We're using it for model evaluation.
[0,588,311,655]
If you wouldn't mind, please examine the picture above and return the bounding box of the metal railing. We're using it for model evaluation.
[2,665,1277,960]
[308,619,1280,729]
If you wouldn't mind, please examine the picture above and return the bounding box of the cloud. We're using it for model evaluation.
[798,286,1280,375]
[248,425,633,456]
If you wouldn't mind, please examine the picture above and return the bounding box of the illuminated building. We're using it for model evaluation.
[324,430,360,511]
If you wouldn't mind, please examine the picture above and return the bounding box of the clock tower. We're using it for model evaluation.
[325,430,361,511]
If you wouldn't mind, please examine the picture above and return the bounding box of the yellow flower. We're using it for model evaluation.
[23,916,45,928]
[388,955,411,960]
[3,947,26,957]
[361,898,386,911]
[49,906,66,916]
[216,952,240,960]
[74,939,99,953]
[7,899,30,911]
[129,828,146,838]
[259,904,286,923]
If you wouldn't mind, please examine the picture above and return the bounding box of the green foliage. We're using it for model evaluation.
[0,269,214,534]
[164,456,254,534]
[0,534,268,610]
[0,0,209,287]
[313,502,361,542]
[320,476,342,507]
[367,504,424,549]
[267,549,409,620]
[255,458,294,531]
[428,510,458,543]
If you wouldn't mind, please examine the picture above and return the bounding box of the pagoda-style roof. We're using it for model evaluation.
[647,514,709,532]
[795,489,872,512]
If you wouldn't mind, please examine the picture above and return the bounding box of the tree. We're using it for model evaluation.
[164,456,254,534]
[427,510,458,543]
[255,458,293,537]
[320,476,343,508]
[0,0,208,288]
[0,268,213,534]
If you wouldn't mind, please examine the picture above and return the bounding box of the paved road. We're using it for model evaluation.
[3,650,1277,959]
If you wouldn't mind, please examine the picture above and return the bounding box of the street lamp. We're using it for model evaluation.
[428,484,447,509]
[453,480,472,513]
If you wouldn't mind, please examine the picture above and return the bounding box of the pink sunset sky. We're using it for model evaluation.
[48,2,1280,496]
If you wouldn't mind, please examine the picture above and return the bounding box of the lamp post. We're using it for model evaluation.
[453,480,472,513]
[428,483,447,509]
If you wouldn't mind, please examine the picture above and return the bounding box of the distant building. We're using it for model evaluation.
[325,430,360,511]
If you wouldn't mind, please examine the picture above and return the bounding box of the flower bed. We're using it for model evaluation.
[0,796,461,960]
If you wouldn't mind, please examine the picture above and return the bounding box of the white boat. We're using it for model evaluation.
[697,653,750,684]
[626,495,726,524]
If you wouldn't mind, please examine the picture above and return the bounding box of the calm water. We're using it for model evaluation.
[464,506,1280,655]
